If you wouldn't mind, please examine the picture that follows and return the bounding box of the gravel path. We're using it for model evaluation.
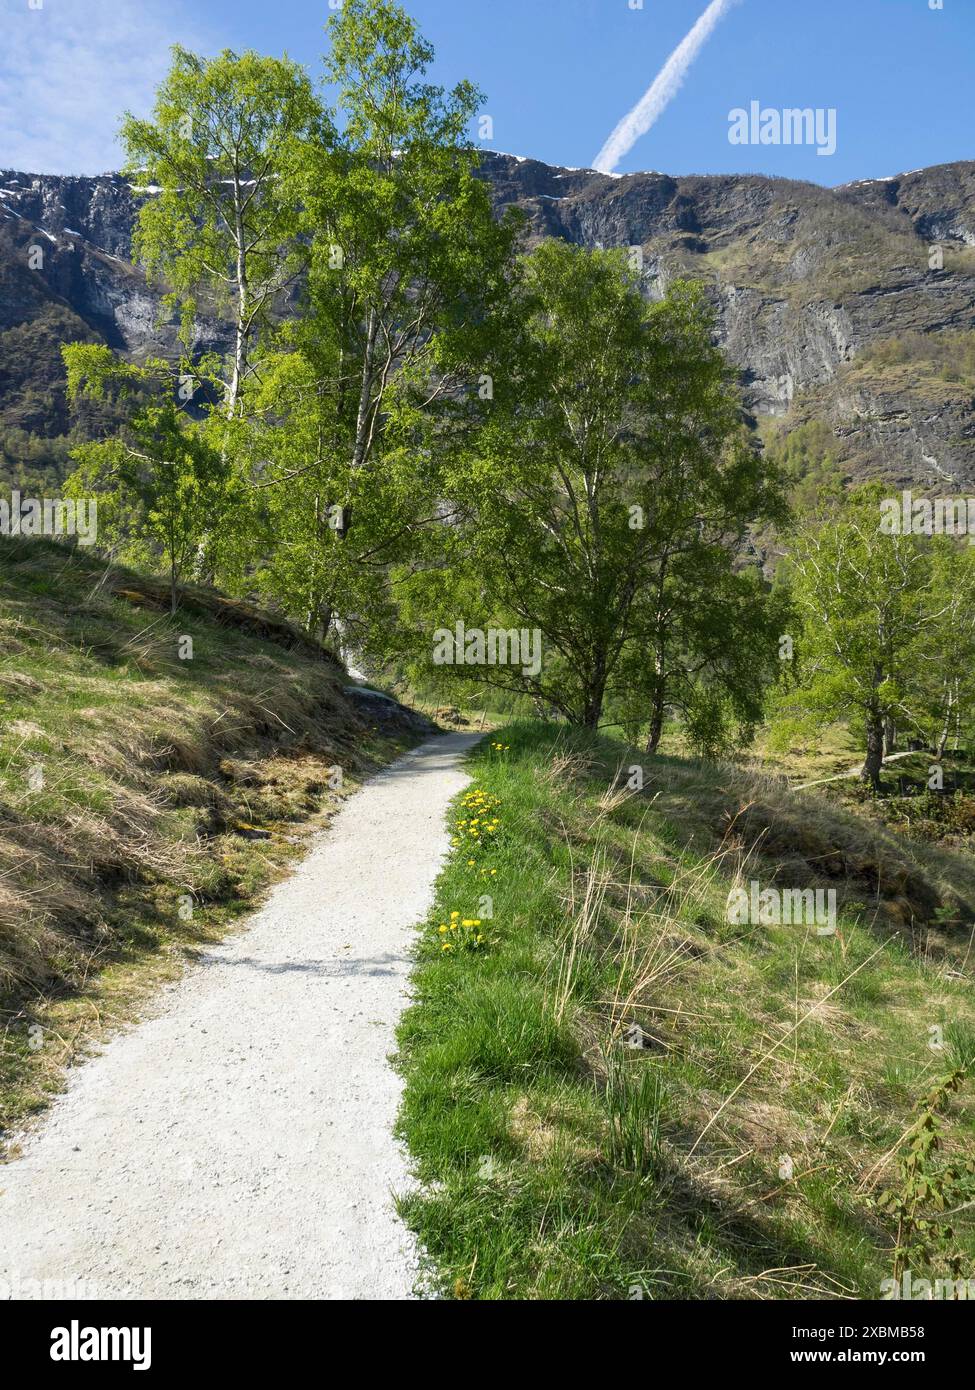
[0,732,481,1300]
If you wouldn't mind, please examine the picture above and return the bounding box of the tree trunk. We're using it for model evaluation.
[935,680,955,760]
[581,659,606,730]
[645,684,665,754]
[861,715,885,791]
[228,194,249,419]
[351,310,378,471]
[645,618,667,754]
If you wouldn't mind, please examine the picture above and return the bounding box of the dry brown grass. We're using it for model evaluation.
[0,537,419,1136]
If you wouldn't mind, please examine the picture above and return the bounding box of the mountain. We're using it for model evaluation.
[2,153,974,490]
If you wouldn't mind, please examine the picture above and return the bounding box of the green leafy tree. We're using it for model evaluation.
[779,483,974,788]
[922,541,975,761]
[121,46,323,418]
[238,0,518,648]
[403,239,784,735]
[62,345,227,613]
[622,557,791,756]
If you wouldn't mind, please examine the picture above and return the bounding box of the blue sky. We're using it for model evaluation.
[1,0,970,183]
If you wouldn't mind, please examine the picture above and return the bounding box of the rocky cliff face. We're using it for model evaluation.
[2,154,974,488]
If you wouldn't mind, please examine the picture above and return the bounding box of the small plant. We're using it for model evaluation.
[435,911,487,954]
[450,785,502,863]
[874,1024,975,1282]
[602,1051,664,1178]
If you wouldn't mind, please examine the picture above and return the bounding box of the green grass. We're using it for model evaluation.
[395,722,975,1299]
[0,535,417,1141]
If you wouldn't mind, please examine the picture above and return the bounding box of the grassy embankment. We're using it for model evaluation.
[0,536,417,1143]
[397,722,975,1299]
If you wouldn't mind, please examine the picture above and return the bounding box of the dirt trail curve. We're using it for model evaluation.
[0,731,482,1300]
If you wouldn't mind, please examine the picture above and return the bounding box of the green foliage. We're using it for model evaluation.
[776,482,975,785]
[62,344,228,611]
[0,305,98,436]
[401,238,787,741]
[42,2,787,760]
[874,1061,975,1282]
[222,0,518,649]
[121,45,322,414]
[602,1051,664,1178]
[763,418,846,514]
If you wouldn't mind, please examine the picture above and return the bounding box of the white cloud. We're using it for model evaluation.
[0,0,214,175]
[592,0,742,174]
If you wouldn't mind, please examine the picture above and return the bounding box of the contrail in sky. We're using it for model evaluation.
[592,0,742,174]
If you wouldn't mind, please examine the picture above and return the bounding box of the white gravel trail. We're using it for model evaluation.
[0,732,481,1301]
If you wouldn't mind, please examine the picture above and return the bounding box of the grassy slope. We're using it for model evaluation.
[0,536,416,1141]
[396,722,975,1300]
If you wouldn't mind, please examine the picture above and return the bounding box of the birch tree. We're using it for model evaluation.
[783,484,969,788]
[62,345,226,614]
[240,0,518,644]
[303,0,513,493]
[400,240,784,734]
[120,47,322,419]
